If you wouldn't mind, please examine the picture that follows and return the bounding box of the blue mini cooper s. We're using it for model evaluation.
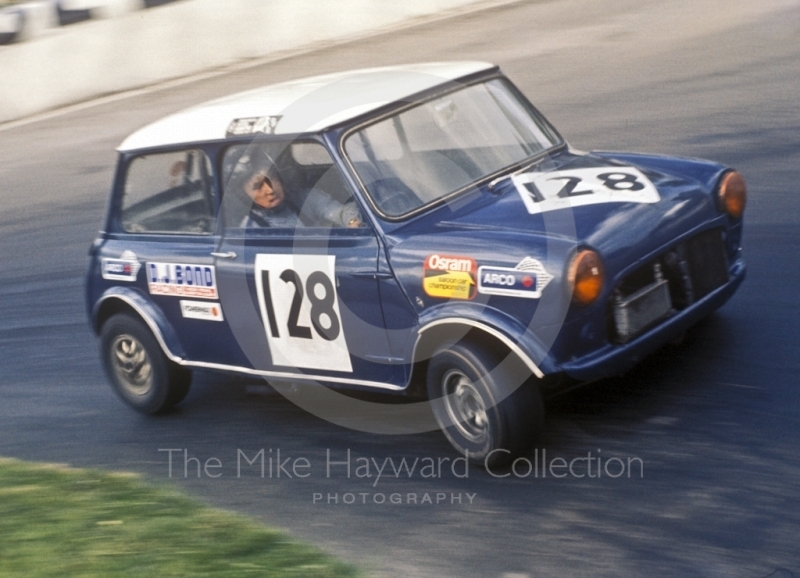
[86,62,746,465]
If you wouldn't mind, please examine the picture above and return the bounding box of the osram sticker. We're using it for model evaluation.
[423,254,476,300]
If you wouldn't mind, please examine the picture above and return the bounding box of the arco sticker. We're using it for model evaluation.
[255,254,352,373]
[478,257,553,299]
[513,167,660,215]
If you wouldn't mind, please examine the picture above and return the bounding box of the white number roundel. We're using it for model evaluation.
[513,167,660,215]
[255,254,352,373]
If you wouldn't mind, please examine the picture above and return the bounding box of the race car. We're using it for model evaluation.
[86,62,746,465]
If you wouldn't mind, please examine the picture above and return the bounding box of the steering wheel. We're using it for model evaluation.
[367,177,422,217]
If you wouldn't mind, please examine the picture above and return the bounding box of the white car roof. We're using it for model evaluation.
[118,61,496,152]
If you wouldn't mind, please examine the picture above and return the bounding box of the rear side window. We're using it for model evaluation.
[120,149,215,234]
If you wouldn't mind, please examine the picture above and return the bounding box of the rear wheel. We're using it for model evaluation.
[100,313,191,414]
[426,341,544,468]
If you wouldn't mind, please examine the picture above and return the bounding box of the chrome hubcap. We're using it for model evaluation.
[110,334,153,396]
[443,370,488,442]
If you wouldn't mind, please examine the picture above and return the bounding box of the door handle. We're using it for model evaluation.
[352,271,393,279]
[211,251,237,259]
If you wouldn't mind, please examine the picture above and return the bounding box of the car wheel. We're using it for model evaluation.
[426,341,544,468]
[100,313,191,414]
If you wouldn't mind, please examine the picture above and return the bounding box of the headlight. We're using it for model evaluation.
[568,249,604,305]
[718,170,746,219]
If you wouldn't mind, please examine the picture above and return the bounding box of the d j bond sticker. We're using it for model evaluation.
[147,263,218,299]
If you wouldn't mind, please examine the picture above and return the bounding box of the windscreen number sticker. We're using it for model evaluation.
[513,167,659,215]
[255,254,352,373]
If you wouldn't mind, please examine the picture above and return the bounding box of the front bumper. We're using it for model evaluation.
[560,258,745,381]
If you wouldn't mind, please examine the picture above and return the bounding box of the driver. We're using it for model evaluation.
[242,163,362,229]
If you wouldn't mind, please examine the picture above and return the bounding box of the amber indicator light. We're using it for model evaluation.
[719,171,746,219]
[569,250,604,305]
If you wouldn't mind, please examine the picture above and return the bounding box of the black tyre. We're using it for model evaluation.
[426,341,544,468]
[100,313,191,414]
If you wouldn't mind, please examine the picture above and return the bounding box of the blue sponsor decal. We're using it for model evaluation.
[480,268,538,292]
[101,257,140,281]
[146,262,218,299]
[477,257,553,299]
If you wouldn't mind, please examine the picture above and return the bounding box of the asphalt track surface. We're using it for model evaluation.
[1,0,799,576]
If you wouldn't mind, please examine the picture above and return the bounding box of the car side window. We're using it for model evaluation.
[221,141,363,231]
[120,149,216,234]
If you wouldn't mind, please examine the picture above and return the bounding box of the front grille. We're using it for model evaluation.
[612,275,672,342]
[607,229,729,343]
[685,229,729,300]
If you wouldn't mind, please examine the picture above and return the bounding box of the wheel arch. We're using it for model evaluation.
[92,287,186,362]
[406,317,546,397]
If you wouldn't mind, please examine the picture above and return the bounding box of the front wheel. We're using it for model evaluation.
[100,313,191,414]
[426,342,544,468]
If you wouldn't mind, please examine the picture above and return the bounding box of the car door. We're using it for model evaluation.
[212,140,400,388]
[100,147,247,366]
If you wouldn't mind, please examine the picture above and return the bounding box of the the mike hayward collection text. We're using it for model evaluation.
[158,448,644,483]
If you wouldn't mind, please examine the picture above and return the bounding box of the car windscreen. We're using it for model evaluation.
[343,78,560,218]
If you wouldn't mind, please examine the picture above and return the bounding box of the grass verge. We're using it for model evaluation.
[0,457,357,577]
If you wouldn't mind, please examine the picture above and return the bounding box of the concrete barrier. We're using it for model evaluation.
[0,0,494,124]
